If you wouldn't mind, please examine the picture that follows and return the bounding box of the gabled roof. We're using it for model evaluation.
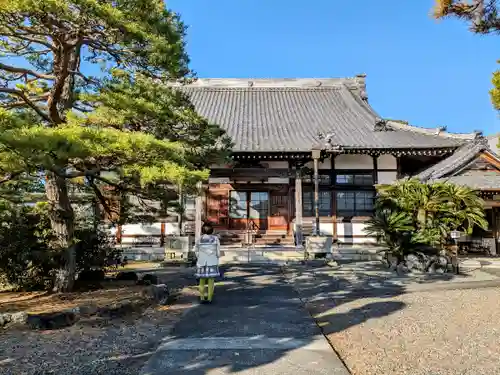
[435,171,500,190]
[416,137,493,181]
[180,77,476,153]
[415,137,500,189]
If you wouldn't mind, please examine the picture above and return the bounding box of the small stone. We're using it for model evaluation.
[0,312,12,327]
[10,312,28,325]
[141,284,170,305]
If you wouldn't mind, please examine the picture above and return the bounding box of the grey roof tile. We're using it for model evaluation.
[416,138,491,181]
[181,79,470,152]
[436,171,500,190]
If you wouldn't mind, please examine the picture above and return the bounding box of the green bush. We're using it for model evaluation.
[0,201,121,291]
[366,179,488,267]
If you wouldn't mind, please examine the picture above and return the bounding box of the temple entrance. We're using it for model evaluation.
[229,191,269,230]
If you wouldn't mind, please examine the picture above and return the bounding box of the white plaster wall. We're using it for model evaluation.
[337,236,377,244]
[305,157,332,170]
[266,161,289,169]
[118,223,180,244]
[336,222,376,244]
[335,154,373,169]
[336,222,369,237]
[377,171,398,185]
[268,177,289,184]
[319,222,334,236]
[377,154,397,169]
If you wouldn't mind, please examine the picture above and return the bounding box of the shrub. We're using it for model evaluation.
[0,201,121,291]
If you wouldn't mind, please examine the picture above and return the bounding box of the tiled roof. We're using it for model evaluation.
[416,138,491,181]
[416,137,500,189]
[180,78,474,152]
[435,171,500,190]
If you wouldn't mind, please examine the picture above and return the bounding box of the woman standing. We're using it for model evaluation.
[195,223,221,303]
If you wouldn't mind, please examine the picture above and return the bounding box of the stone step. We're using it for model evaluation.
[331,247,385,261]
[219,247,305,265]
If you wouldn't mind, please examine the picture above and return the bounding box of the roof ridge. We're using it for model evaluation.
[385,120,478,140]
[182,86,344,91]
[178,77,366,89]
[416,138,489,181]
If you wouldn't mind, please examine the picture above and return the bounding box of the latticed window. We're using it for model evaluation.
[335,173,373,186]
[336,191,374,217]
[302,191,332,217]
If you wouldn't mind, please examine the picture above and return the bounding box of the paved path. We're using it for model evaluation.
[140,265,350,375]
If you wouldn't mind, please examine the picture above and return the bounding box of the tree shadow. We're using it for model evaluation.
[135,264,411,374]
[3,262,471,374]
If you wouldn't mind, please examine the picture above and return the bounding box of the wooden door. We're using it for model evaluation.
[269,193,289,231]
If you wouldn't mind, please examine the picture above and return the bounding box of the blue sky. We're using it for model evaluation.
[168,0,500,136]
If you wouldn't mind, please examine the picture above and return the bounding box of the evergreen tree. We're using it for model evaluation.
[0,0,231,291]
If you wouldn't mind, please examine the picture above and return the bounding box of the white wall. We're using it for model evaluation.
[266,161,289,169]
[118,222,180,245]
[377,154,397,169]
[377,171,398,185]
[336,222,376,244]
[268,177,289,184]
[335,154,373,169]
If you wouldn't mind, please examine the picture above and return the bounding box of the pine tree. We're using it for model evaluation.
[0,0,231,291]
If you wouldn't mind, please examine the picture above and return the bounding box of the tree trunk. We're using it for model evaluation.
[45,172,76,292]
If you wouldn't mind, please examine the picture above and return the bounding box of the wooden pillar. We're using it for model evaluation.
[331,155,338,241]
[494,207,499,255]
[116,224,122,244]
[295,167,303,247]
[313,158,320,236]
[194,181,203,245]
[372,155,378,184]
[160,222,166,247]
[312,148,322,236]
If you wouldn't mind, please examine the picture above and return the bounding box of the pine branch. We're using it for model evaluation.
[0,87,51,122]
[0,62,55,80]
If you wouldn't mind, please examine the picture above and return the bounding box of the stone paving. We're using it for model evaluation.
[284,261,500,375]
[140,265,350,375]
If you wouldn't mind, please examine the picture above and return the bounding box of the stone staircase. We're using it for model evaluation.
[330,246,385,261]
[219,246,305,265]
[218,230,295,247]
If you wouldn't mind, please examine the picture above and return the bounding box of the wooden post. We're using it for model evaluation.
[331,155,338,242]
[194,181,203,246]
[295,167,303,248]
[160,222,165,247]
[313,157,320,236]
[116,224,122,244]
[312,148,322,236]
[493,207,499,255]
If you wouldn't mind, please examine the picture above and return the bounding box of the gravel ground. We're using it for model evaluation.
[286,264,500,375]
[0,268,198,375]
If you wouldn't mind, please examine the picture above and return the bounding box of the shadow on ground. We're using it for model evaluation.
[2,262,481,375]
[287,260,481,338]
